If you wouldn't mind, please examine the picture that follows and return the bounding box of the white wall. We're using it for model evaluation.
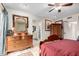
[6,8,39,35]
[39,19,55,41]
[57,13,79,40]
[32,18,41,40]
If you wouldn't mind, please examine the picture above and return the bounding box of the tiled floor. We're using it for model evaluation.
[7,40,40,56]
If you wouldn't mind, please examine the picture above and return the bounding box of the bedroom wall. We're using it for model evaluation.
[32,20,41,40]
[6,8,40,35]
[57,13,79,40]
[38,18,55,41]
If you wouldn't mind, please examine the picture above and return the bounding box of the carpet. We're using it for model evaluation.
[18,51,33,56]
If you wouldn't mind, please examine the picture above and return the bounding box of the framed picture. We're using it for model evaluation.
[45,19,52,31]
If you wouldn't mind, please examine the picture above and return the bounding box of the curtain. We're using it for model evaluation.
[2,8,8,55]
[0,7,8,55]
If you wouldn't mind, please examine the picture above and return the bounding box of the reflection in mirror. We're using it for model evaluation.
[15,18,26,32]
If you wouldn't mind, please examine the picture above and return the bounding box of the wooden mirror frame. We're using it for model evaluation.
[13,15,28,32]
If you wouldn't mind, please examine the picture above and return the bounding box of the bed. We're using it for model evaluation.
[40,39,79,56]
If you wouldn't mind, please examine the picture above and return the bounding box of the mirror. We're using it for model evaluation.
[13,15,28,33]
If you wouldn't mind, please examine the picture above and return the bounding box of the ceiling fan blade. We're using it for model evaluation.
[62,3,73,6]
[48,4,54,6]
[49,8,55,12]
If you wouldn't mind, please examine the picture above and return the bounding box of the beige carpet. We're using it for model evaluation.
[18,51,33,56]
[7,46,39,56]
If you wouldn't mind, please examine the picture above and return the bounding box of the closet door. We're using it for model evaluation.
[63,22,77,39]
[63,22,71,39]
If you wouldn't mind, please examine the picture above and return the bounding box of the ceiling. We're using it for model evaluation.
[3,3,79,20]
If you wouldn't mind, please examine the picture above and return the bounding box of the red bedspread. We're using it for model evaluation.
[40,39,79,56]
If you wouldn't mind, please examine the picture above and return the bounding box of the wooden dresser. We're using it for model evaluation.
[6,33,33,53]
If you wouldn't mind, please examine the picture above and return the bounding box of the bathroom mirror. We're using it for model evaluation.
[13,15,28,32]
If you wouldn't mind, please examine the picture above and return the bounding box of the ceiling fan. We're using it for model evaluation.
[48,3,73,13]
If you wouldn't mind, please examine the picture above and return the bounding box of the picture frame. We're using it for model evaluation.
[45,19,52,31]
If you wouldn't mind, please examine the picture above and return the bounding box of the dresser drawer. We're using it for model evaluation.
[7,41,15,46]
[7,45,17,52]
